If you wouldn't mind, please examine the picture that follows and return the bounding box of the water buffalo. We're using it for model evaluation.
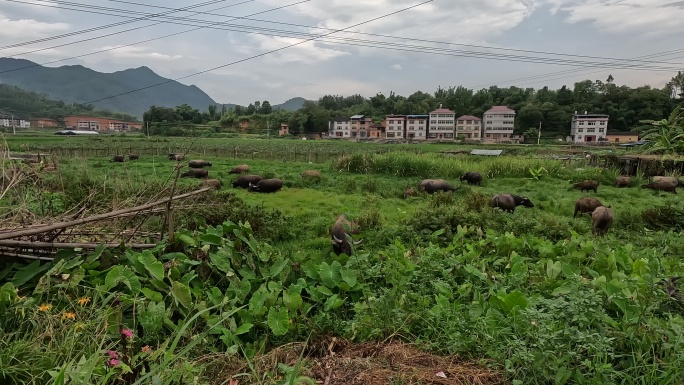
[128,154,139,161]
[574,197,609,218]
[330,215,362,256]
[573,179,600,193]
[651,176,680,186]
[248,178,283,193]
[201,179,222,190]
[110,155,124,162]
[641,180,677,194]
[460,171,482,186]
[404,186,417,199]
[229,164,249,174]
[489,193,534,213]
[590,206,614,236]
[168,153,185,161]
[181,168,208,178]
[231,175,263,189]
[301,170,321,178]
[615,176,631,188]
[420,179,458,194]
[188,160,212,168]
[418,179,446,191]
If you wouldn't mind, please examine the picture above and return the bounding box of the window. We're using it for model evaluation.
[578,128,584,132]
[486,134,491,138]
[587,121,596,125]
[579,121,585,125]
[599,128,604,133]
[600,121,606,125]
[387,132,395,138]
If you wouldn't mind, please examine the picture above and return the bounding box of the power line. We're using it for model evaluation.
[88,0,684,67]
[0,0,238,50]
[468,48,684,90]
[9,0,684,69]
[82,0,436,105]
[5,1,684,74]
[0,0,311,74]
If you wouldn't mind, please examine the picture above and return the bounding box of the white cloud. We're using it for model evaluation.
[391,64,403,70]
[0,14,70,39]
[248,34,349,64]
[548,0,684,36]
[99,46,182,61]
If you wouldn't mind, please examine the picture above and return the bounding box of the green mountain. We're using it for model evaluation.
[0,58,218,118]
[273,97,307,111]
[0,83,138,122]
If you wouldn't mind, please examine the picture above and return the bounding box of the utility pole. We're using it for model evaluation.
[537,121,542,145]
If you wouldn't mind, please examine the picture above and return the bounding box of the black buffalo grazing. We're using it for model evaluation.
[301,170,321,178]
[404,186,417,199]
[460,171,482,186]
[168,153,184,161]
[128,154,139,161]
[181,168,208,178]
[574,197,609,218]
[229,164,249,174]
[641,180,677,194]
[201,179,222,190]
[330,215,362,256]
[419,179,458,194]
[573,179,600,193]
[231,175,263,189]
[188,160,212,168]
[650,176,681,186]
[590,206,614,236]
[489,193,534,213]
[248,178,283,193]
[110,155,124,162]
[615,176,631,188]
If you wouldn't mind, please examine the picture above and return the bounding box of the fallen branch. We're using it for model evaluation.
[0,240,156,249]
[0,187,212,240]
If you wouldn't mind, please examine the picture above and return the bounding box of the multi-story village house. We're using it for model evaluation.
[406,114,429,139]
[455,115,482,140]
[329,117,351,138]
[349,115,373,138]
[427,106,455,140]
[383,114,406,139]
[569,111,609,143]
[482,106,516,142]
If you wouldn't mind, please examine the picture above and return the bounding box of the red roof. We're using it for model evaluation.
[430,108,454,113]
[485,105,515,114]
[456,115,481,121]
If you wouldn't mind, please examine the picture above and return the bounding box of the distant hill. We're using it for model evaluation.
[273,97,307,111]
[0,58,218,118]
[0,83,138,122]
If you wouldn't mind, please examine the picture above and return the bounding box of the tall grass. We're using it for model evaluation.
[332,152,573,179]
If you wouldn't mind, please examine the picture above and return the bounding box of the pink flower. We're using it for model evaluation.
[109,359,120,367]
[107,350,119,359]
[121,328,134,338]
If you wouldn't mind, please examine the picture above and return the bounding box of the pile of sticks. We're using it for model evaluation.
[0,187,212,261]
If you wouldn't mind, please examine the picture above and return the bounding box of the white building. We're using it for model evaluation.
[569,111,609,143]
[0,116,31,128]
[455,115,483,140]
[483,106,515,142]
[384,114,405,139]
[406,114,428,140]
[329,117,351,138]
[428,106,455,140]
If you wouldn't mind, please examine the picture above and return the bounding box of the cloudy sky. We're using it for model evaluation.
[1,0,683,105]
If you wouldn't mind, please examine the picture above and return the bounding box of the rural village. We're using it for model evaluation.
[1,1,684,385]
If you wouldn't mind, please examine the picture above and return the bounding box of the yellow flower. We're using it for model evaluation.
[62,311,76,321]
[37,303,52,312]
[78,297,91,306]
[74,322,85,331]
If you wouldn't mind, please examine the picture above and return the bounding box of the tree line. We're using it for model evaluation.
[142,74,684,137]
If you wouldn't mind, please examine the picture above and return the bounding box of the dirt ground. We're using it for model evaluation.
[208,337,504,385]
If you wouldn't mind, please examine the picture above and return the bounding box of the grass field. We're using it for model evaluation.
[1,137,684,385]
